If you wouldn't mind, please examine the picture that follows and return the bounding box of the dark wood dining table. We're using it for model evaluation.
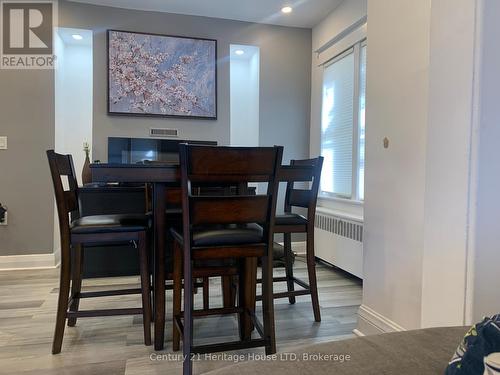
[90,162,313,350]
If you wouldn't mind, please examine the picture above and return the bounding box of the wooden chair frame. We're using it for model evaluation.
[257,157,324,322]
[47,150,152,354]
[172,145,283,375]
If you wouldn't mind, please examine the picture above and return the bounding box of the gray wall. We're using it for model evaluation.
[58,1,312,164]
[0,70,55,255]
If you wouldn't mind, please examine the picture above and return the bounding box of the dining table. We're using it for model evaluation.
[90,161,314,350]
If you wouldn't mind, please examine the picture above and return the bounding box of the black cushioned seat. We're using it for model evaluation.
[171,223,263,247]
[70,214,150,234]
[275,213,308,226]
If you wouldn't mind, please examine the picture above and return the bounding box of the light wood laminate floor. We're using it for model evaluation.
[0,257,362,375]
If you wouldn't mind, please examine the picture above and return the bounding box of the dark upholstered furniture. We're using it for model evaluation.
[47,150,152,354]
[201,327,468,375]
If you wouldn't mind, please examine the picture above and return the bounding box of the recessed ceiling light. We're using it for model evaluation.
[281,6,293,14]
[235,49,245,55]
[72,34,83,40]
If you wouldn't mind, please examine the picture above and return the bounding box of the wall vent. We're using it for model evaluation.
[315,213,363,242]
[150,128,178,137]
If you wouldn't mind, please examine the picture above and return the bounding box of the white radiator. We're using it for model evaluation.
[314,209,363,279]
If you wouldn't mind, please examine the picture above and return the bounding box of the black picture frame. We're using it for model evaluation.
[107,29,217,120]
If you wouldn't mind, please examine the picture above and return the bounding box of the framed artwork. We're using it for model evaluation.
[107,30,217,119]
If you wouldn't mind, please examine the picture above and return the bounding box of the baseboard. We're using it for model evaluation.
[356,304,406,336]
[0,253,60,271]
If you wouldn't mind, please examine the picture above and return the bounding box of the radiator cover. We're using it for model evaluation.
[314,211,363,279]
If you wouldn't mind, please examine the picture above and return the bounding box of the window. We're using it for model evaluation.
[320,40,366,201]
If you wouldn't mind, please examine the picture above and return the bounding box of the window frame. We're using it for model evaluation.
[319,38,367,202]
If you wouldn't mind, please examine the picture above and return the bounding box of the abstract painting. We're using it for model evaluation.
[108,30,217,119]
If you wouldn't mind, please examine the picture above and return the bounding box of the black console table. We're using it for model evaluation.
[78,185,146,277]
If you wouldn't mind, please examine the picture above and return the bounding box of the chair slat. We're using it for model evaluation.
[193,244,266,259]
[64,190,78,212]
[188,174,272,183]
[288,189,312,208]
[54,153,74,176]
[47,150,79,219]
[279,165,315,182]
[188,146,277,178]
[292,158,319,166]
[190,195,269,225]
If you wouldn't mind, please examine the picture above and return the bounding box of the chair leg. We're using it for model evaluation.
[148,230,155,323]
[202,277,209,310]
[138,231,152,346]
[283,233,296,304]
[221,276,233,308]
[306,229,321,322]
[52,244,71,354]
[182,249,194,375]
[261,252,276,355]
[68,244,84,327]
[238,257,257,341]
[230,276,237,307]
[172,241,182,352]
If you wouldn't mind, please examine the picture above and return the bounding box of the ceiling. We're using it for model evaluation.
[67,0,344,28]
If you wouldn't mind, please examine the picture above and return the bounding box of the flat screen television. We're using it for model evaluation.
[108,137,217,164]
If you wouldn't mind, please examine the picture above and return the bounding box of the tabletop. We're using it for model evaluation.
[90,163,314,183]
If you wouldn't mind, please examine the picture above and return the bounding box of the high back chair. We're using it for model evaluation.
[171,144,283,375]
[267,157,324,322]
[47,150,152,354]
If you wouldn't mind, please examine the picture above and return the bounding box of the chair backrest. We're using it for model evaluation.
[284,157,324,222]
[178,144,283,247]
[46,150,80,240]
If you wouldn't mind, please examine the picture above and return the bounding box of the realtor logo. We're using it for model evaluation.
[1,0,57,69]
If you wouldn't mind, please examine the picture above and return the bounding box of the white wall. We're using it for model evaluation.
[362,0,431,331]
[421,0,477,327]
[310,0,367,220]
[359,0,494,333]
[55,30,93,183]
[312,0,367,51]
[230,45,260,147]
[53,31,66,258]
[53,28,93,260]
[54,32,66,161]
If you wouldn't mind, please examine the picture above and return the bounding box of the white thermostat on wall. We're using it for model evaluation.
[0,136,7,150]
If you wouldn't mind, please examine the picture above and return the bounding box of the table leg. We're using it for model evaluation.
[153,182,166,350]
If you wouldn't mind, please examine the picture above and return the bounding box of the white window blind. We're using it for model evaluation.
[320,50,355,198]
[357,44,367,200]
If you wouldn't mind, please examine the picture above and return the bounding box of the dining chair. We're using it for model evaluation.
[171,144,283,375]
[47,150,152,354]
[258,157,323,322]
